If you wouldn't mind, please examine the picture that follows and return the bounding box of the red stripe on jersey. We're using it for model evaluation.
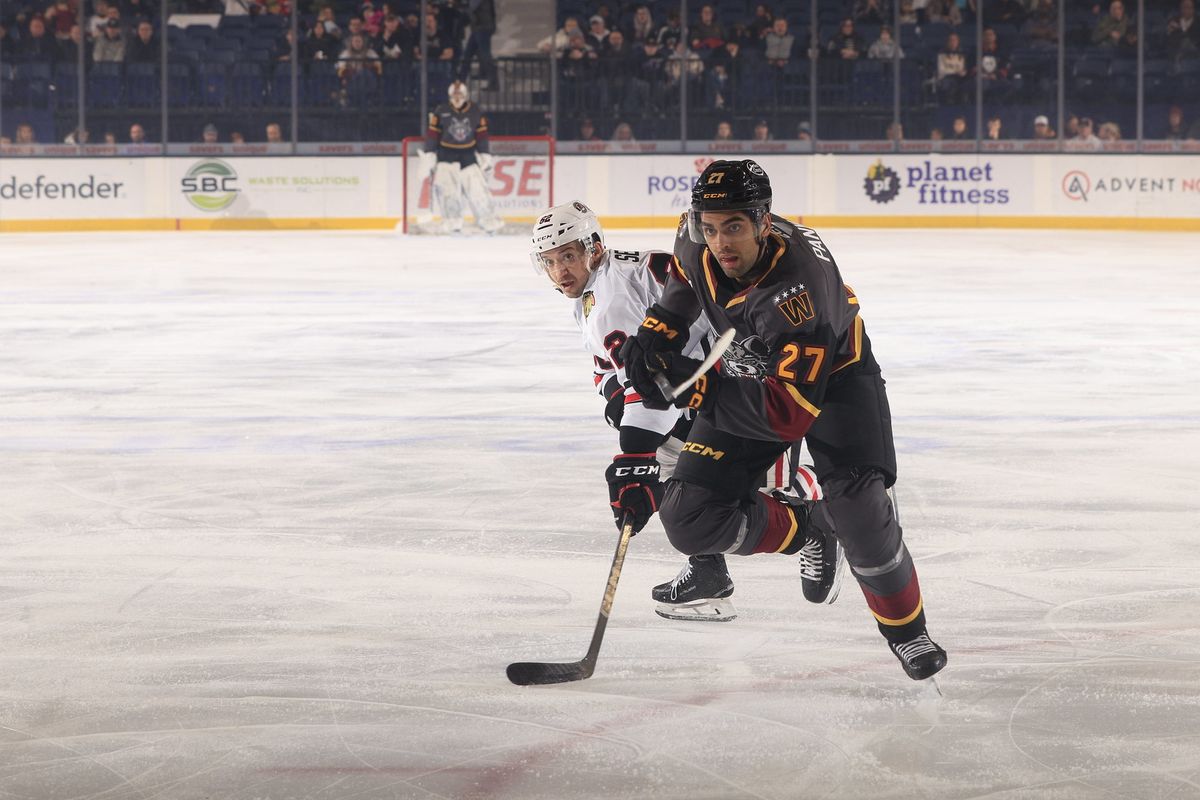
[762,378,819,441]
[774,457,784,488]
[594,374,604,386]
[624,392,643,404]
[795,465,821,500]
[751,496,796,554]
[861,566,923,626]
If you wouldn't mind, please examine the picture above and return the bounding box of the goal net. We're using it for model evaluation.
[401,135,555,234]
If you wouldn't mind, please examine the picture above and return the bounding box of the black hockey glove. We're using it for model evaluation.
[604,452,664,533]
[619,305,690,411]
[599,375,625,429]
[652,352,722,413]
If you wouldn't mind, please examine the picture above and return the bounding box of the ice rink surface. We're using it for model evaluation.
[1,226,1198,800]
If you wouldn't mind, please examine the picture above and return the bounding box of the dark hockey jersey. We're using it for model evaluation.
[660,214,866,443]
[424,101,490,166]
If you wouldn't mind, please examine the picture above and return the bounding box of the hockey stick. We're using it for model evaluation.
[652,328,736,401]
[506,515,635,686]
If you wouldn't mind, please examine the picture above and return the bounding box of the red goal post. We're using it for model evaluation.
[401,135,555,234]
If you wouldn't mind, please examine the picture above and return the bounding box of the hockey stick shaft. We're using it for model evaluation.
[652,328,736,401]
[506,516,635,686]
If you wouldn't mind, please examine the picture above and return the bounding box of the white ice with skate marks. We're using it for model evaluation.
[0,228,1198,799]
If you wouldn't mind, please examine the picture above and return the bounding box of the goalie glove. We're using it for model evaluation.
[605,453,663,533]
[476,152,494,174]
[418,150,437,179]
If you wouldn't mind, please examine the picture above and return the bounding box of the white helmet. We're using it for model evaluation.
[448,80,469,109]
[530,201,604,273]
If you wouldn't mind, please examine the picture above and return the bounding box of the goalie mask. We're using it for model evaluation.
[448,80,469,110]
[687,159,772,244]
[530,202,605,297]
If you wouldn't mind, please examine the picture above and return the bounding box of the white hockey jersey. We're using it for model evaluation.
[569,247,714,440]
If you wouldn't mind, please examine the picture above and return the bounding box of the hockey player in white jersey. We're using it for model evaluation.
[530,202,831,621]
[418,80,503,234]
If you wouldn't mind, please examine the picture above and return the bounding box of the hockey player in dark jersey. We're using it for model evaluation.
[619,159,947,681]
[418,80,502,234]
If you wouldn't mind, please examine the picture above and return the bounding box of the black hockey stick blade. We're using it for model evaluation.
[506,657,596,686]
[506,517,634,686]
[652,328,737,401]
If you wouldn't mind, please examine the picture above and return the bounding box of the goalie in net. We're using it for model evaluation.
[417,80,503,234]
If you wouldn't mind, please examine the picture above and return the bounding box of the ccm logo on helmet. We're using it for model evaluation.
[703,192,727,199]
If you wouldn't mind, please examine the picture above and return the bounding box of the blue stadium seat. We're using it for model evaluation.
[196,62,229,107]
[125,62,160,107]
[167,62,194,107]
[231,61,267,107]
[88,62,124,108]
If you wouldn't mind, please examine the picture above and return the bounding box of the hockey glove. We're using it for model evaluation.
[618,305,690,411]
[605,453,664,533]
[418,150,437,179]
[653,352,722,413]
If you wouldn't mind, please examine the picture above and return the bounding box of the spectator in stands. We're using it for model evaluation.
[337,31,382,88]
[93,18,125,63]
[853,0,888,26]
[539,16,581,54]
[626,5,656,45]
[345,16,367,43]
[125,0,158,25]
[764,17,795,66]
[421,11,455,61]
[1074,116,1101,146]
[887,121,905,140]
[1032,114,1056,138]
[317,6,341,40]
[599,29,639,113]
[868,26,905,59]
[1098,121,1121,141]
[16,123,37,144]
[930,127,945,140]
[361,1,384,38]
[976,27,1012,95]
[985,0,1025,27]
[20,16,58,62]
[587,15,610,50]
[306,21,340,62]
[753,118,771,140]
[985,116,1004,139]
[748,4,774,40]
[925,0,963,26]
[266,122,284,143]
[1092,0,1137,52]
[706,39,741,108]
[898,0,918,25]
[57,24,88,67]
[692,4,726,51]
[272,28,297,62]
[44,0,74,40]
[633,37,667,104]
[129,122,146,143]
[103,131,117,144]
[577,117,601,141]
[376,15,403,59]
[1022,0,1059,48]
[656,10,682,47]
[1166,0,1198,62]
[88,0,110,38]
[950,115,970,139]
[202,123,219,143]
[665,38,704,90]
[1164,105,1187,139]
[125,20,158,63]
[715,119,734,140]
[611,121,636,141]
[796,121,813,140]
[826,18,864,59]
[65,127,89,144]
[230,131,246,144]
[460,0,497,84]
[936,32,968,103]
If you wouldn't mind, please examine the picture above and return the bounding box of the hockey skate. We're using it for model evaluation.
[773,491,845,604]
[652,554,737,622]
[889,632,948,681]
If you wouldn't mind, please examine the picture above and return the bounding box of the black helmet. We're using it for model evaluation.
[688,159,772,243]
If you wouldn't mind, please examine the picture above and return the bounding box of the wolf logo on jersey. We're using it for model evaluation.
[722,335,772,379]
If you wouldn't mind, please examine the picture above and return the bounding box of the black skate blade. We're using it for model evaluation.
[506,659,595,686]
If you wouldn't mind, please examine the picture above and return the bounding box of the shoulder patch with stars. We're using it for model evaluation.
[774,284,814,327]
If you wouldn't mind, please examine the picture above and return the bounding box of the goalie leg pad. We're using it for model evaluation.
[433,162,465,231]
[461,163,502,232]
